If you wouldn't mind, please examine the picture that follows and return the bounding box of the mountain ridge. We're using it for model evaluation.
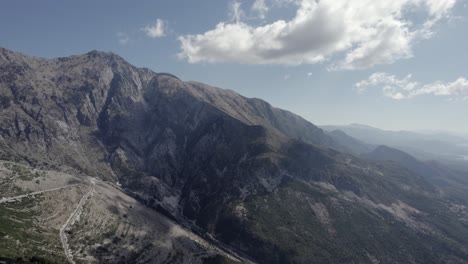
[1,47,468,264]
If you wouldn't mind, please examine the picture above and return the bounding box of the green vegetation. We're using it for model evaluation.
[0,197,66,263]
[3,162,45,181]
[215,177,468,264]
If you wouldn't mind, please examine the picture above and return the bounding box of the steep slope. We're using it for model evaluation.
[362,145,436,178]
[1,48,468,264]
[362,145,468,218]
[186,81,339,149]
[326,129,374,155]
[0,161,241,264]
[0,48,130,179]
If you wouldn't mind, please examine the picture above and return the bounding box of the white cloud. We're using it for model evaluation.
[230,1,245,23]
[144,19,167,38]
[354,72,418,94]
[117,32,130,45]
[252,0,269,19]
[178,0,457,69]
[355,72,468,100]
[307,72,312,78]
[284,74,291,80]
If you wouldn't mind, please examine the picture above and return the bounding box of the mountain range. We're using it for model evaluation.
[322,124,468,170]
[1,48,468,264]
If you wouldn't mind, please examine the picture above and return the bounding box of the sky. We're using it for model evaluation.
[1,0,468,133]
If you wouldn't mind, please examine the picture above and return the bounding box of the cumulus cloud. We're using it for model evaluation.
[355,72,468,100]
[178,0,456,69]
[144,19,167,38]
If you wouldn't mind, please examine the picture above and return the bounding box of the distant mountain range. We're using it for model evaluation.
[322,124,468,170]
[1,47,468,264]
[324,129,374,155]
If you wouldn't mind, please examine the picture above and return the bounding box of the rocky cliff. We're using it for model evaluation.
[1,48,468,264]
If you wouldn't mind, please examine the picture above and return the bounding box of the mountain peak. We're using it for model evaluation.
[84,49,124,61]
[0,47,47,65]
[0,47,133,70]
[2,48,468,264]
[348,123,380,130]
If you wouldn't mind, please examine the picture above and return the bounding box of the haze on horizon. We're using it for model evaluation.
[1,0,467,133]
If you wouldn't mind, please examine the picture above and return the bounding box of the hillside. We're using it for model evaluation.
[0,161,241,264]
[1,48,468,263]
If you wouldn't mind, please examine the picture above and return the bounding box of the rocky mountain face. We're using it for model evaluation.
[1,48,468,264]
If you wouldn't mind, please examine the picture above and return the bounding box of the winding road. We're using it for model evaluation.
[0,181,95,263]
[0,184,78,204]
[59,180,95,264]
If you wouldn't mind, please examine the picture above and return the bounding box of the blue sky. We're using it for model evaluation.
[1,0,468,133]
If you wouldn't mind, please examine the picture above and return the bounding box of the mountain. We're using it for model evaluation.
[361,145,468,222]
[325,129,374,155]
[1,48,468,264]
[361,145,436,178]
[322,124,468,168]
[414,129,468,144]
